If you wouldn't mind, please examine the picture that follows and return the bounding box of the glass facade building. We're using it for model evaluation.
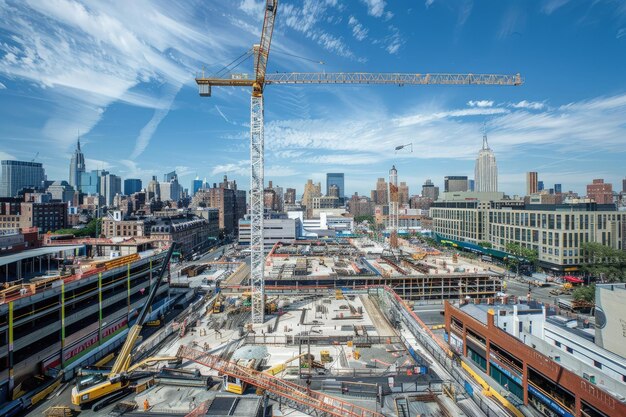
[0,160,45,197]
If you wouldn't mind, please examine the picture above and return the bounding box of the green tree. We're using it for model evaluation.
[505,242,538,276]
[478,241,492,248]
[581,242,626,283]
[54,218,102,238]
[572,284,595,303]
[354,215,375,225]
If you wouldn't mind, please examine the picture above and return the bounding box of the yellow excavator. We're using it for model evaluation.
[71,245,177,410]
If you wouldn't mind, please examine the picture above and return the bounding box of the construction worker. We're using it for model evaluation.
[143,398,150,411]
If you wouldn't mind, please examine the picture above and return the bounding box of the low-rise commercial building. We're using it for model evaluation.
[238,218,298,248]
[445,299,626,417]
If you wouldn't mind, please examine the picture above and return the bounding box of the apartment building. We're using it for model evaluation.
[431,200,626,273]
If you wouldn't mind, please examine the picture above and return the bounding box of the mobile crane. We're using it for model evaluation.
[70,244,177,410]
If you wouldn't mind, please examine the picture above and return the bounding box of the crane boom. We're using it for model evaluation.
[253,0,278,94]
[196,72,522,91]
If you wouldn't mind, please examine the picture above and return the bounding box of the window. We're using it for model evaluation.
[566,346,573,354]
[555,341,561,347]
[594,360,602,369]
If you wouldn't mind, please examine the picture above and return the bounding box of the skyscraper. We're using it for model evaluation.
[474,132,497,192]
[80,170,101,195]
[554,183,562,194]
[0,161,46,197]
[326,173,345,201]
[538,181,544,192]
[398,182,409,205]
[302,179,322,218]
[69,138,85,190]
[422,179,439,201]
[372,178,388,204]
[100,172,122,206]
[192,176,203,195]
[444,176,468,192]
[124,178,142,195]
[526,172,538,195]
[164,171,177,182]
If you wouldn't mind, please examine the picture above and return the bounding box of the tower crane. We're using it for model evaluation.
[196,0,522,324]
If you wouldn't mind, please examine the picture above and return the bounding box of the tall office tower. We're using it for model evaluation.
[69,138,85,190]
[526,172,538,195]
[422,179,439,201]
[80,170,101,195]
[554,183,562,194]
[160,176,182,201]
[284,188,296,205]
[100,173,122,206]
[147,176,160,201]
[326,173,345,201]
[474,132,498,192]
[388,165,399,234]
[468,179,475,192]
[372,177,388,205]
[328,184,340,198]
[538,181,544,192]
[164,171,177,182]
[124,178,142,195]
[192,176,203,195]
[398,182,409,205]
[587,179,613,204]
[0,161,46,197]
[444,176,468,192]
[302,179,322,218]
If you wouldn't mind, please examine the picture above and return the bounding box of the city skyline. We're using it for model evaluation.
[1,1,626,196]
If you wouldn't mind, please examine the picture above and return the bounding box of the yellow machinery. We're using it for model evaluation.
[223,358,258,394]
[70,245,175,410]
[264,354,306,376]
[213,294,224,313]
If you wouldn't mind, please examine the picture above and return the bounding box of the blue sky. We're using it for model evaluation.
[1,0,626,198]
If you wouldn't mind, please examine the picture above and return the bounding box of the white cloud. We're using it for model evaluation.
[259,92,626,176]
[510,100,545,110]
[131,84,182,159]
[211,161,249,177]
[86,158,114,170]
[541,0,571,15]
[384,25,403,54]
[119,159,157,179]
[0,82,6,89]
[361,0,387,18]
[280,1,360,60]
[618,28,626,39]
[425,0,435,7]
[467,100,494,108]
[238,0,264,17]
[266,165,299,177]
[348,16,368,41]
[0,0,249,152]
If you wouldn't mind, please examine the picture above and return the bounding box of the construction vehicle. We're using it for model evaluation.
[70,245,177,410]
[213,294,224,313]
[223,358,260,395]
[196,0,522,325]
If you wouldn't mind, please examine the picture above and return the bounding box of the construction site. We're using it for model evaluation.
[40,281,497,417]
[252,238,503,302]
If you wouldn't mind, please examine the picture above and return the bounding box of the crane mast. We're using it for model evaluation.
[196,0,522,325]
